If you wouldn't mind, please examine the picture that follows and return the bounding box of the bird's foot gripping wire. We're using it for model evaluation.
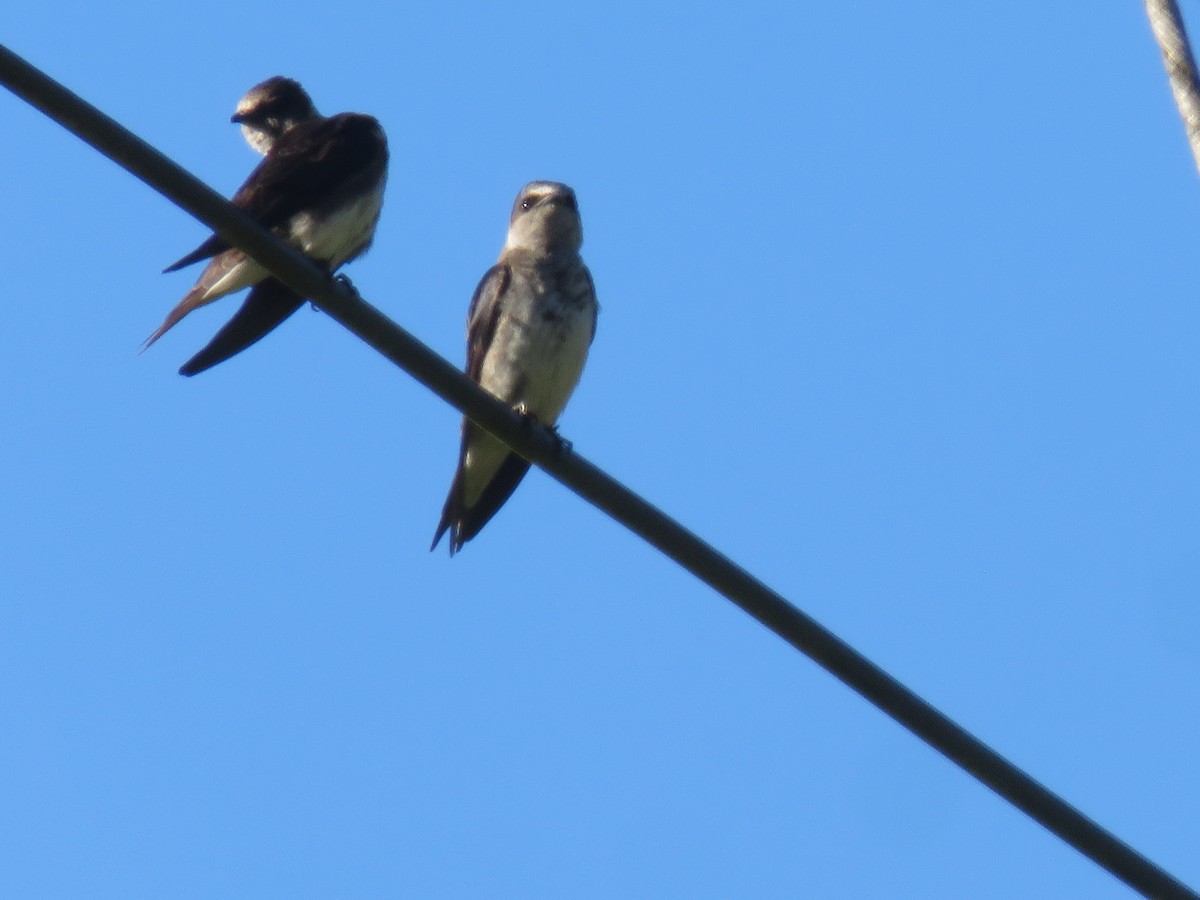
[514,404,573,457]
[547,425,573,457]
[311,273,358,313]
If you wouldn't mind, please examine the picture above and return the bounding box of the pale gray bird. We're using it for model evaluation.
[432,181,599,554]
[232,76,320,156]
[143,78,388,376]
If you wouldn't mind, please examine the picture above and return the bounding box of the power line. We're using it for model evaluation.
[1,42,1195,900]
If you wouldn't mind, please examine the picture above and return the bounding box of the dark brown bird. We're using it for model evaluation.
[144,78,388,376]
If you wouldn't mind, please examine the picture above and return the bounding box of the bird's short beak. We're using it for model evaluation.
[230,112,246,124]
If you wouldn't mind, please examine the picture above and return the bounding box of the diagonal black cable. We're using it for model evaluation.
[1,42,1195,900]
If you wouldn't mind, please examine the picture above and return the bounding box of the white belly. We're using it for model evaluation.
[481,303,592,424]
[463,295,593,507]
[288,180,385,268]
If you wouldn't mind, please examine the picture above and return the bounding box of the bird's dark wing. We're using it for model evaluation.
[584,267,599,344]
[230,113,387,227]
[178,279,305,376]
[163,235,228,273]
[162,113,388,271]
[430,264,519,554]
[464,263,511,382]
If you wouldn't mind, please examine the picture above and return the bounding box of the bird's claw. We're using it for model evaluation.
[512,405,571,455]
[549,427,573,457]
[332,273,359,299]
[312,274,358,312]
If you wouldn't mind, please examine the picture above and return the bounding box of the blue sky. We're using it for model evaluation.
[1,2,1198,897]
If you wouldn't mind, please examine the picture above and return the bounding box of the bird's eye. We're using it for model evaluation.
[520,198,534,211]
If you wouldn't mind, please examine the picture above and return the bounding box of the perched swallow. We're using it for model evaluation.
[172,78,321,375]
[432,181,598,555]
[232,76,320,156]
[143,78,388,376]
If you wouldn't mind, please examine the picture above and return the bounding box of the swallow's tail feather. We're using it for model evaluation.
[431,449,532,556]
[179,279,305,377]
[431,462,465,555]
[140,286,210,353]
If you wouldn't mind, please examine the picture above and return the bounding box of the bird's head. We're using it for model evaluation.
[504,181,583,259]
[231,76,319,155]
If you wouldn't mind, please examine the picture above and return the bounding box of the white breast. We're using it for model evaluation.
[481,291,594,425]
[514,312,593,423]
[288,180,385,268]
